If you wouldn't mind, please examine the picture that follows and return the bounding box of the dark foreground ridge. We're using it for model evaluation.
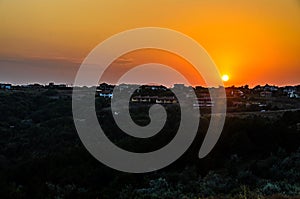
[0,82,299,198]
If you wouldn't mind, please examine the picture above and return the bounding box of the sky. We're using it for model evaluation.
[0,0,300,87]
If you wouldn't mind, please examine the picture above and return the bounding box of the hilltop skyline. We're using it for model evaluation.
[1,81,299,90]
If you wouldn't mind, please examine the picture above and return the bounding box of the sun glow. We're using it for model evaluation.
[221,74,229,82]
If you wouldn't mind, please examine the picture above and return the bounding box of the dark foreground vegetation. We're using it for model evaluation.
[0,90,300,199]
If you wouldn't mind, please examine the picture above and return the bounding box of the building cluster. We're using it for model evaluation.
[0,82,70,90]
[131,96,177,104]
[1,82,299,109]
[194,95,214,107]
[95,83,300,107]
[0,83,12,90]
[96,83,170,100]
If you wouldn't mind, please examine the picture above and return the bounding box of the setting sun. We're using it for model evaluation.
[222,74,230,82]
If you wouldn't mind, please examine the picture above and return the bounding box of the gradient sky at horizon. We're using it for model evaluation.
[1,0,300,87]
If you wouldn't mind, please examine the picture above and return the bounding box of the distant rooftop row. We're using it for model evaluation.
[0,82,299,90]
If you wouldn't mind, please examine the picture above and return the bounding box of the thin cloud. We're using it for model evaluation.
[114,57,133,65]
[0,56,79,85]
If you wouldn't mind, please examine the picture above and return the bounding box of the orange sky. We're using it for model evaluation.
[100,49,205,86]
[0,0,299,87]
